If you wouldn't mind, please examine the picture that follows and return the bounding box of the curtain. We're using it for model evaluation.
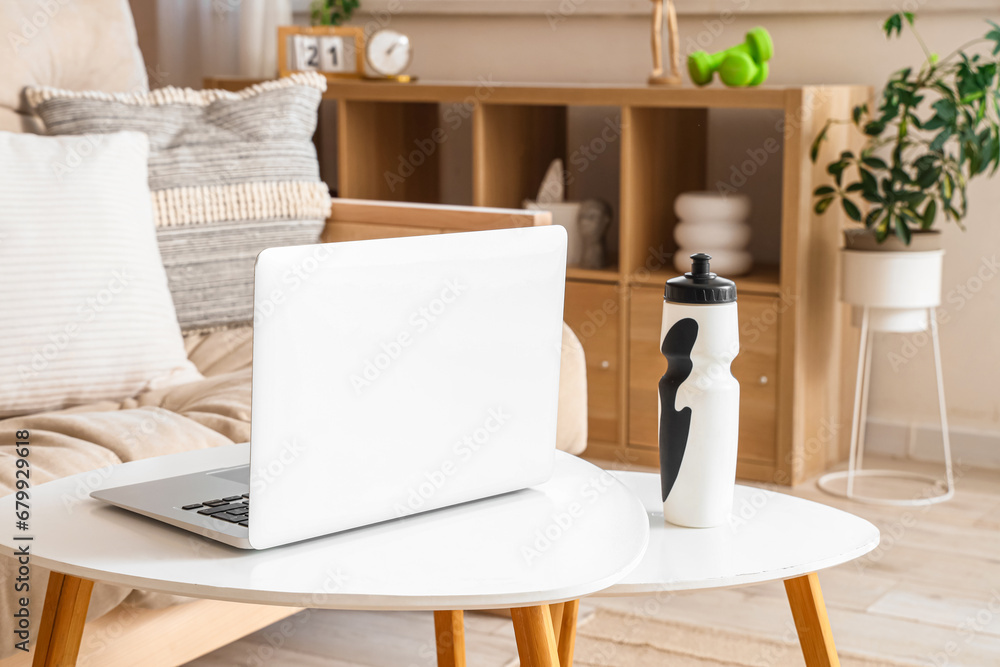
[155,0,292,88]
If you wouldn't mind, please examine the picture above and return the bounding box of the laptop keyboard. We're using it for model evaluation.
[181,493,250,527]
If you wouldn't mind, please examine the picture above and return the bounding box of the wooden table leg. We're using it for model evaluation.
[33,572,94,667]
[784,573,840,667]
[433,610,466,667]
[548,602,565,645]
[511,605,560,667]
[557,599,579,667]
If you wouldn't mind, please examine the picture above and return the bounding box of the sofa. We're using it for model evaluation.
[0,1,588,664]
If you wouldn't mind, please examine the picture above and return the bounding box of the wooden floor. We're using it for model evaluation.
[185,457,1000,666]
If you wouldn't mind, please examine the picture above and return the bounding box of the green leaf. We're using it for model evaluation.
[901,207,922,224]
[922,199,937,229]
[924,115,947,131]
[916,165,942,188]
[814,185,836,196]
[864,121,886,136]
[842,198,862,222]
[943,201,960,221]
[865,207,882,228]
[883,13,904,38]
[988,24,1000,55]
[810,123,829,163]
[862,156,889,170]
[903,12,915,25]
[860,168,878,194]
[875,218,891,242]
[932,98,957,123]
[815,197,835,215]
[891,166,913,184]
[846,183,864,193]
[930,129,952,152]
[852,104,867,125]
[828,161,847,187]
[895,216,912,244]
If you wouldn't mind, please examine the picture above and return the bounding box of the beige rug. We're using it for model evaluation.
[566,607,919,667]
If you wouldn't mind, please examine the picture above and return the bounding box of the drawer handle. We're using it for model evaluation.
[759,375,768,385]
[601,360,610,369]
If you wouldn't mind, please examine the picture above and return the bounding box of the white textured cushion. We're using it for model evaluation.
[0,131,201,417]
[0,0,147,133]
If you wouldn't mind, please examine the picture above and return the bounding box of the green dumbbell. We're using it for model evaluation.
[688,27,773,87]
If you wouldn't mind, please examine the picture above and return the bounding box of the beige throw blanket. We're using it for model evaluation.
[0,327,255,657]
[0,324,587,657]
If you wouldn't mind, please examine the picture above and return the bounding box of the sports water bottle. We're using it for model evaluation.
[659,253,740,528]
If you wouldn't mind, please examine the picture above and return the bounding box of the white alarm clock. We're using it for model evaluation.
[365,29,414,81]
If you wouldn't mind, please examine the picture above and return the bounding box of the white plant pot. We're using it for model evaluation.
[523,201,583,266]
[841,249,945,333]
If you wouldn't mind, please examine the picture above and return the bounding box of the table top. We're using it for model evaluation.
[0,445,649,611]
[599,472,880,595]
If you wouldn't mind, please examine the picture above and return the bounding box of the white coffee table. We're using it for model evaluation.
[448,471,880,667]
[595,471,880,667]
[0,444,649,667]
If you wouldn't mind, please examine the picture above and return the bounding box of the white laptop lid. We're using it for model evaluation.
[248,225,567,549]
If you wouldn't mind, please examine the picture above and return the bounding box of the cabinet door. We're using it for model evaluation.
[628,287,779,465]
[732,294,780,464]
[627,286,666,451]
[563,282,621,445]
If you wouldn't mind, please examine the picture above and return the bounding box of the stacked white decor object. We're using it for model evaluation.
[673,192,753,276]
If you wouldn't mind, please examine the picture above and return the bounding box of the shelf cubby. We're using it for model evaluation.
[338,100,444,203]
[620,106,708,277]
[472,104,567,209]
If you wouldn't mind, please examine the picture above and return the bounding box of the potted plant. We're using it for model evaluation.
[811,13,1000,332]
[310,0,359,26]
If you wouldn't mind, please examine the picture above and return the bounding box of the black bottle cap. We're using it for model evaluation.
[664,253,737,304]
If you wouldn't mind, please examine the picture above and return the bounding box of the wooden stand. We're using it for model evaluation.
[648,0,681,85]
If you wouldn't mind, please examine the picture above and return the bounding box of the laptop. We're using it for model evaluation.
[92,225,568,549]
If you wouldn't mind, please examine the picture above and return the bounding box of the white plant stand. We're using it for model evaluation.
[818,249,954,506]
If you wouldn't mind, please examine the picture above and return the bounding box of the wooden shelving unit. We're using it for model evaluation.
[208,78,870,485]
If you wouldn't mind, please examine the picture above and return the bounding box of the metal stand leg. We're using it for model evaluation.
[846,307,871,498]
[854,316,875,476]
[818,307,954,506]
[929,308,955,500]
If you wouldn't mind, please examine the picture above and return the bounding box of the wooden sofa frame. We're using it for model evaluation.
[1,199,550,667]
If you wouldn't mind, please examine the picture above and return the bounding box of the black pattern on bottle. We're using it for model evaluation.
[659,317,698,502]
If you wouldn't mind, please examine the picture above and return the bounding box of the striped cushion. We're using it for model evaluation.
[0,131,201,417]
[28,73,332,333]
[158,219,324,332]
